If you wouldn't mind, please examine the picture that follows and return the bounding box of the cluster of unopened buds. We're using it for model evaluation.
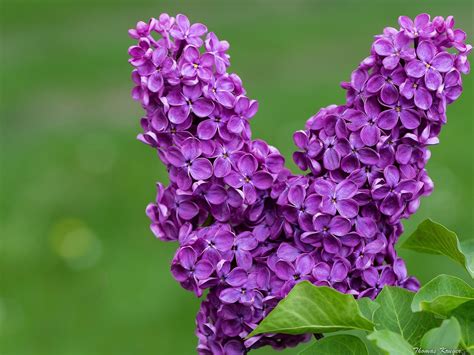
[128,13,470,354]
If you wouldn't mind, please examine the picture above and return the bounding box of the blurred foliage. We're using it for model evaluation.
[0,0,472,354]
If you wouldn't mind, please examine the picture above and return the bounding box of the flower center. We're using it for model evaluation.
[395,106,401,112]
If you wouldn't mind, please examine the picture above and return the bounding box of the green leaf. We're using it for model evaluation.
[367,330,413,355]
[357,297,380,322]
[247,281,373,337]
[400,219,474,278]
[411,274,474,317]
[451,300,474,352]
[420,318,461,354]
[299,334,368,355]
[373,287,440,346]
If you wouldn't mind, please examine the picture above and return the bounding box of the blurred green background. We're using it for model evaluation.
[1,0,472,354]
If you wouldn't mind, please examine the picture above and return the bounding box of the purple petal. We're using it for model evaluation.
[252,171,273,189]
[189,23,207,36]
[226,268,247,287]
[195,260,214,279]
[216,91,235,108]
[336,180,357,199]
[431,53,454,72]
[277,243,300,262]
[373,39,394,56]
[358,148,379,165]
[425,69,442,91]
[366,75,385,93]
[360,125,380,146]
[288,185,305,206]
[219,288,241,304]
[384,165,400,186]
[414,86,432,110]
[178,246,197,269]
[275,260,295,281]
[406,60,426,78]
[243,184,257,204]
[323,235,341,254]
[314,179,334,197]
[168,105,190,124]
[193,98,215,117]
[336,199,359,218]
[356,217,377,238]
[197,119,218,140]
[214,157,232,178]
[363,268,378,287]
[416,41,436,62]
[378,109,398,130]
[380,83,399,104]
[148,72,164,93]
[296,254,313,275]
[312,262,330,280]
[224,172,243,188]
[400,108,420,129]
[178,201,199,220]
[238,154,258,176]
[323,148,340,170]
[190,158,213,180]
[330,216,352,236]
[331,260,349,282]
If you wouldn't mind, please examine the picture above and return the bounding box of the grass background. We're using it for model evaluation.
[1,0,472,354]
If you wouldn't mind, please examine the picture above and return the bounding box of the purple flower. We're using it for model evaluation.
[345,97,382,146]
[378,97,421,130]
[205,75,236,108]
[228,231,258,269]
[208,140,242,177]
[224,154,273,204]
[171,246,214,296]
[313,258,350,289]
[292,130,323,173]
[282,185,320,231]
[337,134,380,172]
[438,69,463,103]
[181,45,214,82]
[301,214,352,253]
[373,31,415,70]
[314,179,359,218]
[274,254,313,292]
[406,40,454,90]
[366,66,405,105]
[166,138,213,188]
[170,14,207,46]
[398,13,436,39]
[129,12,471,354]
[359,266,397,299]
[228,96,258,134]
[345,68,369,108]
[205,32,230,74]
[400,77,433,110]
[372,165,422,216]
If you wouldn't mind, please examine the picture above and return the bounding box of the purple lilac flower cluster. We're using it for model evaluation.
[128,13,470,354]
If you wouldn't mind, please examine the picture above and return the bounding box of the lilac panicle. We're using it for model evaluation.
[129,13,471,354]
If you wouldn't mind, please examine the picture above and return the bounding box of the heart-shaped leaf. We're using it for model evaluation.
[299,334,368,355]
[451,300,474,353]
[400,219,474,278]
[420,318,462,354]
[247,281,373,337]
[373,286,440,346]
[411,274,474,317]
[357,297,380,322]
[367,329,413,355]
